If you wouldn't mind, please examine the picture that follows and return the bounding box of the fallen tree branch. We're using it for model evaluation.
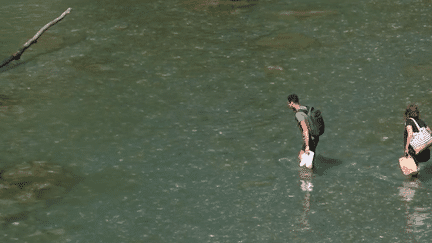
[0,8,72,68]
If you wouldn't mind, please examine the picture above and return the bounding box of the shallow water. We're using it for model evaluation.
[0,0,432,242]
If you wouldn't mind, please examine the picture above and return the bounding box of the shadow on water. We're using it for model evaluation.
[417,163,432,182]
[0,33,86,73]
[312,154,343,176]
[0,43,61,72]
[0,58,28,73]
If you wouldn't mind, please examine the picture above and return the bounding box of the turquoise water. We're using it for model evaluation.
[0,0,432,242]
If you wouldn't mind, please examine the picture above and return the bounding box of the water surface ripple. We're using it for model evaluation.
[0,0,432,242]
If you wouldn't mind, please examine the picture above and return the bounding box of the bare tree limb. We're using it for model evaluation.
[0,8,72,69]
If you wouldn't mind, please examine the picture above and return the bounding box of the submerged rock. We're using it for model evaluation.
[0,161,79,202]
[238,175,276,189]
[36,33,64,50]
[24,33,65,56]
[256,33,319,49]
[112,22,129,31]
[263,65,285,77]
[0,94,19,106]
[238,180,273,189]
[0,161,81,224]
[279,10,337,20]
[182,0,258,15]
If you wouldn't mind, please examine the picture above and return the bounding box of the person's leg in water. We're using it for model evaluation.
[411,147,430,177]
[298,136,319,168]
[408,146,420,177]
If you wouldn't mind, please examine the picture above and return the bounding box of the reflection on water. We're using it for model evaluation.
[399,180,419,202]
[398,179,431,241]
[298,167,313,231]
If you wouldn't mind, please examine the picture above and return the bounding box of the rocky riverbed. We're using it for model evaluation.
[0,161,81,227]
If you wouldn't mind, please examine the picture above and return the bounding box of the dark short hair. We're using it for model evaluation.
[287,94,299,104]
[405,104,420,120]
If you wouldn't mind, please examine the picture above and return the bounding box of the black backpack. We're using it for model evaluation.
[297,106,325,136]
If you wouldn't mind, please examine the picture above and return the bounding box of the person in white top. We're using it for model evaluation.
[404,104,431,168]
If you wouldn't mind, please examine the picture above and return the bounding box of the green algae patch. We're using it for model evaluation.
[256,33,319,50]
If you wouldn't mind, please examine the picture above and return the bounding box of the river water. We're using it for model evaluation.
[0,0,432,242]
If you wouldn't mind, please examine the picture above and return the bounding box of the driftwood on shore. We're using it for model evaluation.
[0,8,72,69]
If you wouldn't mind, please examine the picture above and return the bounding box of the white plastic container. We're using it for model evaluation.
[300,151,314,169]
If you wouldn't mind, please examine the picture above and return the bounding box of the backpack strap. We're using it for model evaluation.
[301,106,314,116]
[307,106,313,115]
[297,106,309,114]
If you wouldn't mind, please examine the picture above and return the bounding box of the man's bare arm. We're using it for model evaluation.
[300,120,309,147]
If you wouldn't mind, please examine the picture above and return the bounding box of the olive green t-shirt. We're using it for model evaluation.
[295,106,308,124]
[295,106,308,132]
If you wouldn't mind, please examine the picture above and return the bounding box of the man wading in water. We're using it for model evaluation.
[287,94,320,165]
